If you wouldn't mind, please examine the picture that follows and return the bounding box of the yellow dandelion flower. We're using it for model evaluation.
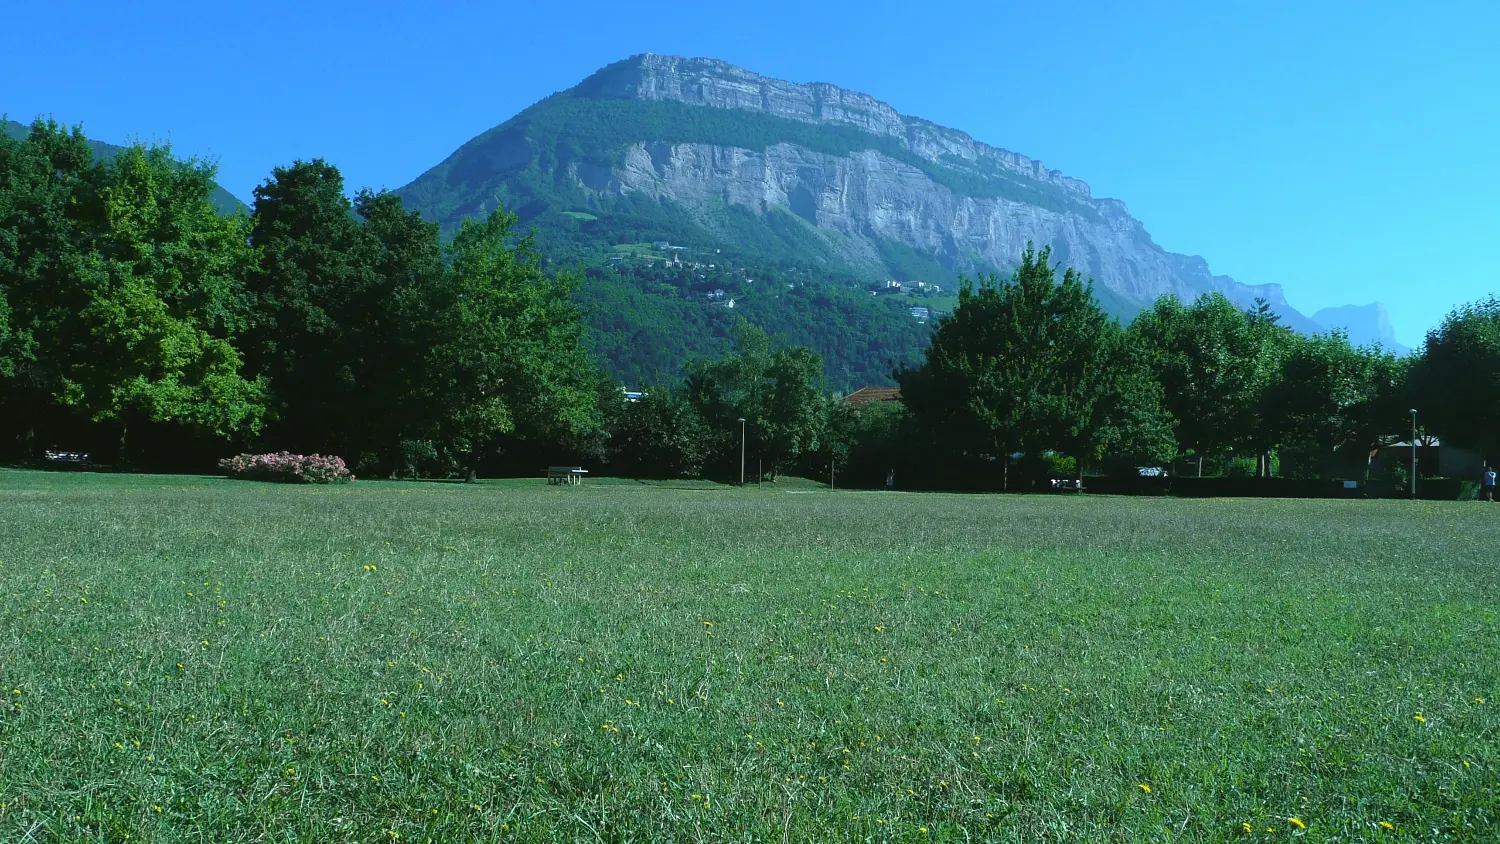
[1240,822,1253,834]
[1288,817,1306,830]
[152,806,162,813]
[1413,712,1426,723]
[1138,783,1151,794]
[1379,821,1395,831]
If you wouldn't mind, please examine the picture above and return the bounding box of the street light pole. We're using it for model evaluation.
[1409,408,1418,499]
[738,417,746,486]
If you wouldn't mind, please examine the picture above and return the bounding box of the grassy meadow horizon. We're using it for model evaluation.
[0,469,1496,841]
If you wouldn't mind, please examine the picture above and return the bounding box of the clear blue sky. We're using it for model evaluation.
[4,0,1495,346]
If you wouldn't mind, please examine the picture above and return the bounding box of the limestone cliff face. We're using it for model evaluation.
[566,54,1304,316]
[400,54,1341,325]
[580,54,1096,200]
[592,139,1189,304]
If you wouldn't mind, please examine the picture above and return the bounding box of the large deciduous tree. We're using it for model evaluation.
[424,208,602,480]
[243,160,376,454]
[1130,293,1283,471]
[898,244,1168,484]
[0,121,264,460]
[1265,331,1402,477]
[687,320,831,479]
[1409,296,1500,458]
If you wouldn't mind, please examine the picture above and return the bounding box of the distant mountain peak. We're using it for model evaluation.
[397,54,1359,332]
[4,117,247,216]
[1312,303,1408,353]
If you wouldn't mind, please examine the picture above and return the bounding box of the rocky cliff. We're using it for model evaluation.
[398,54,1348,326]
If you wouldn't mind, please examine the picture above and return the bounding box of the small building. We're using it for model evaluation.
[1370,437,1482,480]
[909,306,930,322]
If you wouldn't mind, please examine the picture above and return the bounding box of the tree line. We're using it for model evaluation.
[3,119,1497,486]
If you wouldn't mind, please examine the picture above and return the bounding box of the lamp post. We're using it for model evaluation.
[738,417,747,486]
[1409,408,1418,499]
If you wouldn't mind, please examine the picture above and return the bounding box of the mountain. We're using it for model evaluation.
[397,53,1322,326]
[1312,303,1409,354]
[3,118,248,216]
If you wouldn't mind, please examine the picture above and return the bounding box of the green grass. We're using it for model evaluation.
[1,470,1497,841]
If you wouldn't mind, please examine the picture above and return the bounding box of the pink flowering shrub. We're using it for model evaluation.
[218,452,354,484]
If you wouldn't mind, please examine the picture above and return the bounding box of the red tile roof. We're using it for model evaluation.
[843,387,902,408]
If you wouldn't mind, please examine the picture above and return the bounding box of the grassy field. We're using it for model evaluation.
[0,470,1497,842]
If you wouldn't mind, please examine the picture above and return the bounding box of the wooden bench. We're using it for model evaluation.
[545,466,588,486]
[1050,477,1084,493]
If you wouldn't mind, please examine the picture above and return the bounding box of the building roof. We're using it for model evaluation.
[843,386,902,408]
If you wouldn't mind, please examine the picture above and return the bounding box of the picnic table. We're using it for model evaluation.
[545,466,588,486]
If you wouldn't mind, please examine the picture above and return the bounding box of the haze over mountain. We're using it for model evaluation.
[397,54,1385,334]
[1312,303,1409,355]
[2,118,248,217]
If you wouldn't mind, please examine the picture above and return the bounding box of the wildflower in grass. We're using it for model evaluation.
[1288,817,1306,830]
[1138,783,1151,794]
[1474,697,1486,704]
[1239,822,1253,834]
[1379,821,1395,831]
[1413,712,1426,723]
[152,806,162,813]
[874,626,884,632]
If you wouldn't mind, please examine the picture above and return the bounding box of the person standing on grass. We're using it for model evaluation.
[1484,466,1496,502]
[886,469,895,491]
